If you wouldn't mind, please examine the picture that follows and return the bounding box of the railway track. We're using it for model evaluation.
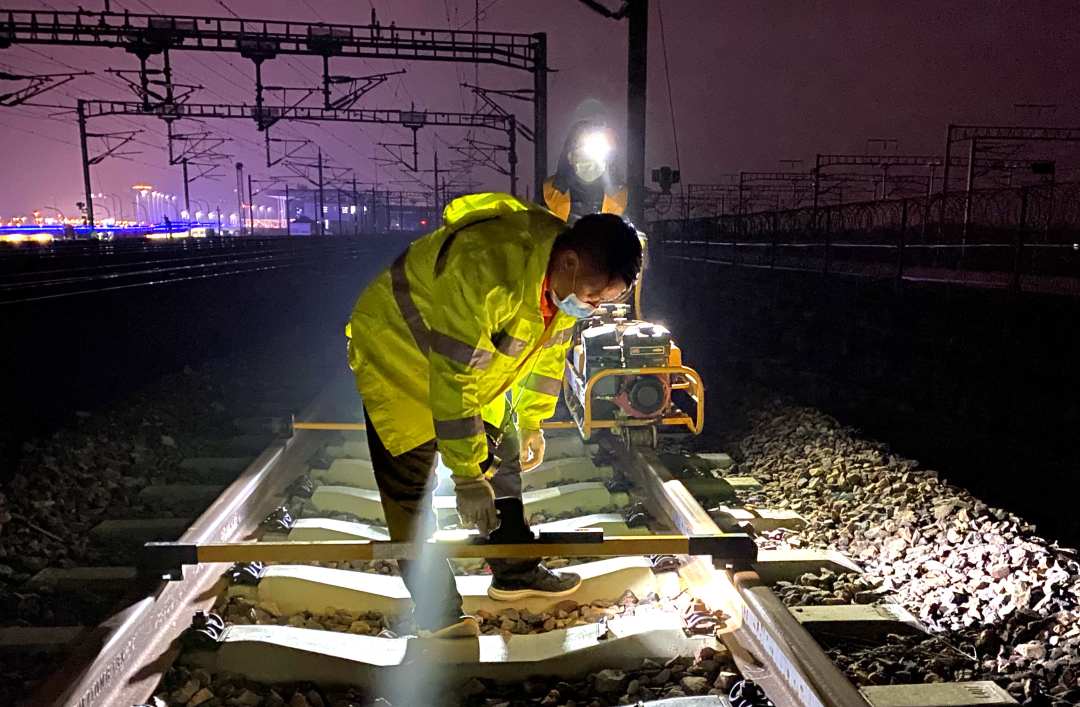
[28,382,1019,707]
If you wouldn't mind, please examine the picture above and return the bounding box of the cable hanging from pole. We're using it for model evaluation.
[657,2,683,208]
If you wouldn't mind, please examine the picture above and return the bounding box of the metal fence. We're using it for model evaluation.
[650,180,1080,295]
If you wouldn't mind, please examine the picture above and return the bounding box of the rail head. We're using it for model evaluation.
[35,390,341,707]
[611,441,868,707]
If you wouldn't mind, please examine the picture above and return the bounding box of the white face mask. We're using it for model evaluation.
[573,158,605,184]
[550,264,597,319]
[554,291,597,319]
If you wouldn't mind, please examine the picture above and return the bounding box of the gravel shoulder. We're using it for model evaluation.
[0,347,341,705]
[721,398,1080,706]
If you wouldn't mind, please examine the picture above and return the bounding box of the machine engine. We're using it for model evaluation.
[580,319,672,418]
[565,304,692,434]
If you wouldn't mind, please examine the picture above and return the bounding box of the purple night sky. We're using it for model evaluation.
[0,0,1076,216]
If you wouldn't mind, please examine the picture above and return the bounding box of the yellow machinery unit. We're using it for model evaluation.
[549,302,704,444]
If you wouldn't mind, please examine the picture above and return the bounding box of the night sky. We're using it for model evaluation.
[0,0,1077,216]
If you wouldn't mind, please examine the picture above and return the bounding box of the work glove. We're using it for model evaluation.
[452,474,498,535]
[519,427,546,472]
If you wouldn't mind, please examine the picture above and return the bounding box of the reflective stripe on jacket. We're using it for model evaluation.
[346,192,575,478]
[543,177,628,222]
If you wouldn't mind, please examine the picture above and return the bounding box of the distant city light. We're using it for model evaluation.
[1,232,53,244]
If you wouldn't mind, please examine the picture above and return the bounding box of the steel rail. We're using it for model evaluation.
[33,390,338,707]
[0,244,368,289]
[609,443,868,707]
[37,386,866,706]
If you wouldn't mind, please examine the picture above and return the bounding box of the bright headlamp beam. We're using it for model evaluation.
[579,130,612,162]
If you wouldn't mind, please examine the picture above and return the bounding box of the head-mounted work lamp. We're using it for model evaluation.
[578,130,613,162]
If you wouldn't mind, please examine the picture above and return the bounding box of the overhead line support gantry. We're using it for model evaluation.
[0,7,549,222]
[76,99,518,228]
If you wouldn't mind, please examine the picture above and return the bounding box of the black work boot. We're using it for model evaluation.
[487,564,582,601]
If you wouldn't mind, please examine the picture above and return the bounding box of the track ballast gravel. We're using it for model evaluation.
[727,400,1080,706]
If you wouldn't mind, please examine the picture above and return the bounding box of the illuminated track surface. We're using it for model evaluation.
[34,387,1017,707]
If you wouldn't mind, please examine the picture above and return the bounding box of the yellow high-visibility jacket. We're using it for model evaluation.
[346,193,576,478]
[543,177,628,223]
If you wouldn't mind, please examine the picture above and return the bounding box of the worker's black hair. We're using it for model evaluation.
[553,212,642,288]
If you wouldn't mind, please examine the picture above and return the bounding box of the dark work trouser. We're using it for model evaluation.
[363,408,540,629]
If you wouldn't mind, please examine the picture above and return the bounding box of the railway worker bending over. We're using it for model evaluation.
[346,192,642,638]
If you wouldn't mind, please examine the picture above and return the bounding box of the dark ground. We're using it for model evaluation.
[5,230,1076,547]
[0,235,412,474]
[2,228,1077,705]
[647,247,1080,549]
